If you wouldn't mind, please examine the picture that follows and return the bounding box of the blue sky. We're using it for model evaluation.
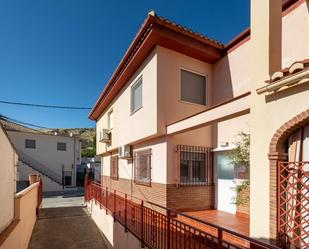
[0,0,250,128]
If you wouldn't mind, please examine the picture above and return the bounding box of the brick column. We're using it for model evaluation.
[268,152,288,241]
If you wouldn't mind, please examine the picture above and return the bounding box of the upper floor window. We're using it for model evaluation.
[181,69,207,105]
[108,110,113,129]
[57,142,66,151]
[134,149,151,186]
[110,155,119,180]
[131,77,143,114]
[25,139,36,149]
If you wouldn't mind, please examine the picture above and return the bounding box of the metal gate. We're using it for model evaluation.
[278,161,309,248]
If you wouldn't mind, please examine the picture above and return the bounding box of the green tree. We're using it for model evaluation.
[228,132,250,206]
[81,135,96,158]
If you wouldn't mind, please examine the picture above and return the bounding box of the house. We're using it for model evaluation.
[0,118,82,192]
[88,0,308,248]
[0,124,41,249]
[0,124,17,236]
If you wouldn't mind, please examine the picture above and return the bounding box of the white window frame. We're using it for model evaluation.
[130,76,143,114]
[107,110,113,130]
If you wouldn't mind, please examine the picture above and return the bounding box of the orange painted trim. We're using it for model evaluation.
[89,15,224,120]
[226,31,250,54]
[90,0,304,120]
[282,0,305,16]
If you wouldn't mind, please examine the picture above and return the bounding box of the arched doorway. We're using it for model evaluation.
[269,110,309,248]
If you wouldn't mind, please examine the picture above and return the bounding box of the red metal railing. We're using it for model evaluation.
[278,161,309,249]
[85,180,279,249]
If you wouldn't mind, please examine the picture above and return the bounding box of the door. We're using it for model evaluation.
[214,151,236,214]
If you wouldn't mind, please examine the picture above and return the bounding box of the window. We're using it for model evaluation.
[25,139,36,149]
[108,110,113,129]
[181,69,207,105]
[110,155,119,180]
[57,142,67,151]
[134,149,151,186]
[177,145,212,186]
[131,77,143,114]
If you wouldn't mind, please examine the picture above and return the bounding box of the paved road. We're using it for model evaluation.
[28,191,108,249]
[42,193,84,208]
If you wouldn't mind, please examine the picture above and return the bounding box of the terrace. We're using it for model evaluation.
[85,179,277,249]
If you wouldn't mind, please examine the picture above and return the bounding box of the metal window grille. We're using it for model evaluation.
[176,145,213,186]
[57,142,66,151]
[134,149,151,186]
[25,139,36,149]
[110,155,119,180]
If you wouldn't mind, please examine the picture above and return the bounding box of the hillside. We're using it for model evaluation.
[40,128,95,149]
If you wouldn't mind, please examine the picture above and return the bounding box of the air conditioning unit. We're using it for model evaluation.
[99,129,111,144]
[119,145,132,159]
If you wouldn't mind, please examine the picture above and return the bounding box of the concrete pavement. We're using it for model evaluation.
[28,190,108,249]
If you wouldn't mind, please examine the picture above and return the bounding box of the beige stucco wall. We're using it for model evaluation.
[157,46,213,132]
[166,126,212,184]
[214,113,250,149]
[0,183,38,249]
[282,1,309,67]
[102,137,167,184]
[96,48,158,155]
[8,131,81,187]
[213,41,251,105]
[87,200,148,249]
[250,0,309,239]
[0,127,17,234]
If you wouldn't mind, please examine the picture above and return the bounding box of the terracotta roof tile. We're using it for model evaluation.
[268,59,309,84]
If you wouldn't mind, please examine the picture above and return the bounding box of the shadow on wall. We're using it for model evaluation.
[212,54,233,105]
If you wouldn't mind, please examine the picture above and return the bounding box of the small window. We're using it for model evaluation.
[177,145,212,186]
[134,149,151,186]
[131,77,143,114]
[110,155,119,180]
[181,69,207,105]
[57,142,66,151]
[108,110,113,129]
[25,139,36,149]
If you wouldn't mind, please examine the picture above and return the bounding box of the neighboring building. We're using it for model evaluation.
[0,124,17,234]
[78,156,101,185]
[1,118,82,192]
[89,0,308,247]
[0,123,42,249]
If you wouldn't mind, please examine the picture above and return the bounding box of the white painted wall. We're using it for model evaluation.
[7,131,81,190]
[18,162,63,192]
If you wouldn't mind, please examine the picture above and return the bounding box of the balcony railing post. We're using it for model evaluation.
[113,190,116,222]
[106,187,108,215]
[84,175,88,203]
[141,200,144,248]
[125,193,128,232]
[167,210,171,249]
[218,229,223,249]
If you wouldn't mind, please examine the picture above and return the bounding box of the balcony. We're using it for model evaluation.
[85,180,278,249]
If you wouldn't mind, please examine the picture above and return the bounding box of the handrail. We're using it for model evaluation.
[17,150,62,184]
[85,180,280,249]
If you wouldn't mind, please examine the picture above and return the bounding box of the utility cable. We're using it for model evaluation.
[0,100,92,110]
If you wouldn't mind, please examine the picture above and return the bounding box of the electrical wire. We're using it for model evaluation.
[0,114,51,129]
[0,100,92,110]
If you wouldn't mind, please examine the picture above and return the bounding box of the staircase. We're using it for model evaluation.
[17,150,63,185]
